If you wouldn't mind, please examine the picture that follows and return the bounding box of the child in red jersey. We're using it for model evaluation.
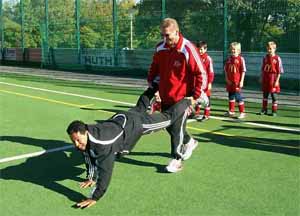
[259,41,284,116]
[194,41,214,121]
[224,42,246,119]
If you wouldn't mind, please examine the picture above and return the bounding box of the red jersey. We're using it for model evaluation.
[148,34,207,106]
[261,54,284,93]
[224,55,246,92]
[200,53,214,96]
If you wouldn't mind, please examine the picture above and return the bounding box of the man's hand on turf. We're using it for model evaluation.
[80,179,95,189]
[76,199,97,208]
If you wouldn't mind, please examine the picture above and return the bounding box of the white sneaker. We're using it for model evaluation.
[238,112,246,119]
[181,138,198,161]
[165,159,183,173]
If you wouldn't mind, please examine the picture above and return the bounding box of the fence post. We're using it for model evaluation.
[161,0,166,20]
[40,23,46,68]
[44,0,48,49]
[75,0,81,64]
[223,0,228,63]
[20,0,25,61]
[0,0,3,62]
[113,0,118,66]
[41,0,49,68]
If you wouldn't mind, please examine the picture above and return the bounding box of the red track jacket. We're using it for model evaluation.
[148,34,207,106]
[200,52,214,96]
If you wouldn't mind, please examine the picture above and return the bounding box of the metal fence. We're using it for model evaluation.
[0,0,299,81]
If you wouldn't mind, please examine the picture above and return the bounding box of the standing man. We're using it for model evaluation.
[147,18,207,173]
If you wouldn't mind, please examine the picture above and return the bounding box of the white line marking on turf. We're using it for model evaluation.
[0,80,299,163]
[0,81,134,106]
[0,145,74,163]
[208,116,300,132]
[1,81,299,133]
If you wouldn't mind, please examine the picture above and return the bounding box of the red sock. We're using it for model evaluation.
[195,105,201,115]
[204,107,210,117]
[262,99,268,110]
[229,101,235,112]
[272,102,278,113]
[238,102,245,113]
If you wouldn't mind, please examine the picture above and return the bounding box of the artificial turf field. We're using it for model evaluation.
[0,73,299,216]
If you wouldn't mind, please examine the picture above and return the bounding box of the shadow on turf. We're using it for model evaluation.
[0,135,174,207]
[0,136,87,203]
[192,127,300,157]
[116,152,170,173]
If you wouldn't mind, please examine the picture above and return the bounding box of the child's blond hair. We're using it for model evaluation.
[230,42,241,54]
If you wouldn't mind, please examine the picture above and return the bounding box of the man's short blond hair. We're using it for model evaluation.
[160,18,179,32]
[267,41,277,49]
[230,42,241,53]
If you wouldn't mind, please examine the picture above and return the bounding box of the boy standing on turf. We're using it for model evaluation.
[194,41,214,121]
[224,42,246,119]
[259,41,284,116]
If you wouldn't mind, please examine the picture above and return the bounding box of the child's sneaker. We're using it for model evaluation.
[238,112,246,119]
[200,115,209,122]
[224,111,235,117]
[258,109,267,115]
[193,114,203,120]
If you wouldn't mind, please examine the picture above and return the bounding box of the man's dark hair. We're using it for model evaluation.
[66,120,87,135]
[196,41,207,49]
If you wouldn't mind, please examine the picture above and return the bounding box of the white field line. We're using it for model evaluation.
[208,116,300,132]
[0,81,134,106]
[1,81,299,133]
[0,145,74,163]
[0,81,299,164]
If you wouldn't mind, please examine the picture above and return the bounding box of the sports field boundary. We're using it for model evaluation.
[0,66,299,106]
[1,80,299,133]
[0,81,299,164]
[1,122,298,164]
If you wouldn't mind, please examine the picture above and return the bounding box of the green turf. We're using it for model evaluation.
[0,74,299,216]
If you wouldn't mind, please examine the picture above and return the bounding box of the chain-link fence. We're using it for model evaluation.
[0,0,299,88]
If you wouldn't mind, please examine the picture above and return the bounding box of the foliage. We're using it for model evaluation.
[1,0,299,52]
[3,17,21,47]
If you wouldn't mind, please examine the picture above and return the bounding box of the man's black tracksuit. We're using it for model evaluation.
[80,88,192,200]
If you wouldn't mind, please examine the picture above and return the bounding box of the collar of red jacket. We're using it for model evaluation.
[230,55,241,59]
[201,52,208,58]
[163,32,184,51]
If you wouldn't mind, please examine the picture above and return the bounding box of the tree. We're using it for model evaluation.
[1,0,299,52]
[227,0,299,52]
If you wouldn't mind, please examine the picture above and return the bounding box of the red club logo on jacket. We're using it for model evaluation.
[173,60,182,67]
